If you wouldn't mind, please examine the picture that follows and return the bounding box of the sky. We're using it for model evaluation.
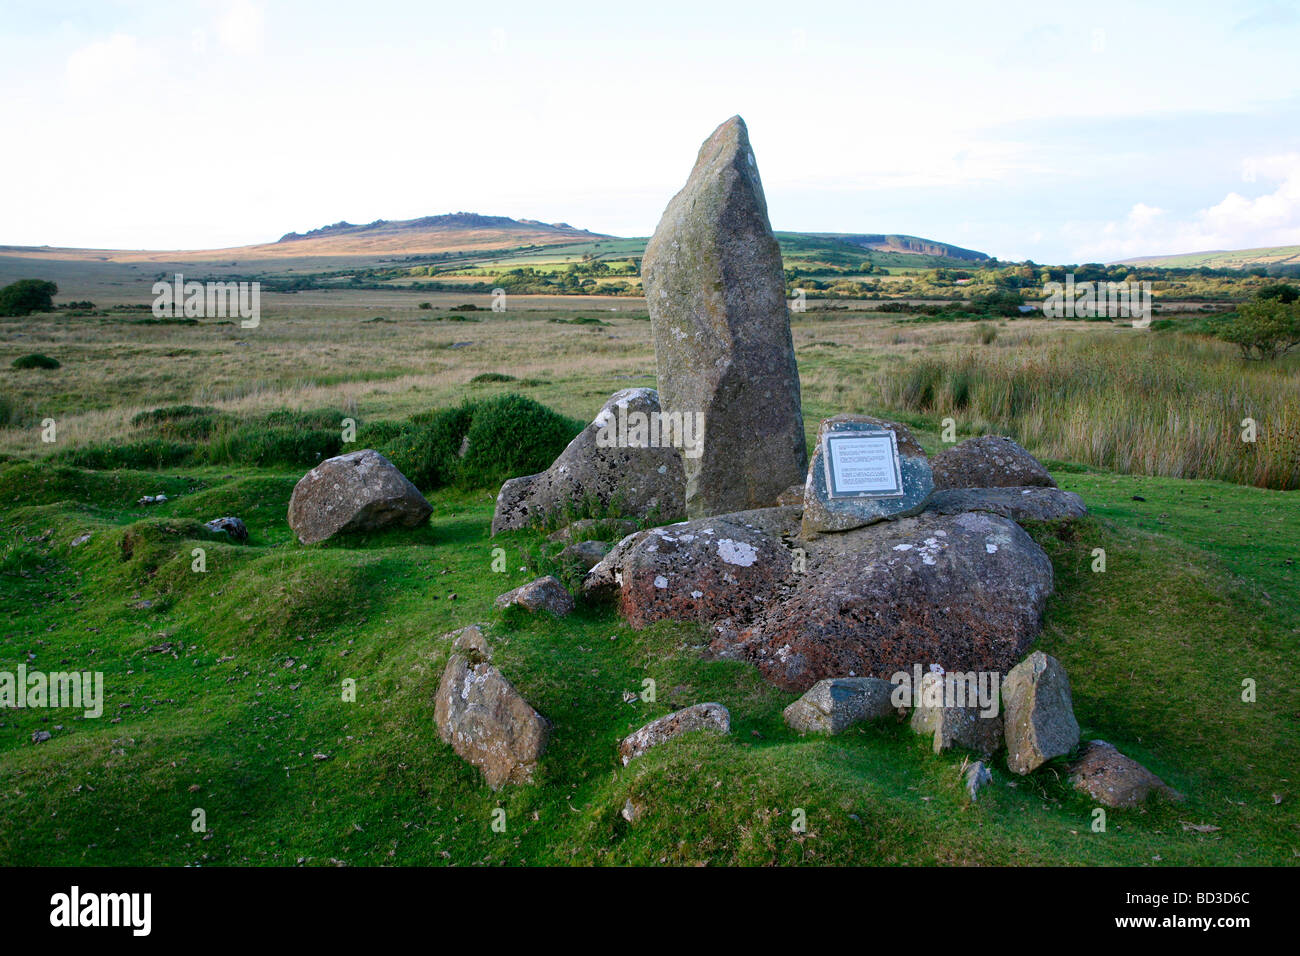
[3,0,1300,263]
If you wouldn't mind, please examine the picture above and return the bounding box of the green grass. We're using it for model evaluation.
[1,446,1296,865]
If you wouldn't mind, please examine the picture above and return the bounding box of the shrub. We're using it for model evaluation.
[1256,283,1299,304]
[1218,298,1300,360]
[459,394,582,489]
[378,395,582,491]
[0,279,58,316]
[470,373,517,383]
[11,353,60,370]
[379,402,476,490]
[130,405,216,427]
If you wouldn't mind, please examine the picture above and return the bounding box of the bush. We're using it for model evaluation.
[11,353,60,369]
[378,395,582,491]
[0,279,58,317]
[1256,283,1299,304]
[470,373,517,383]
[968,289,1025,317]
[130,405,216,427]
[1218,298,1300,360]
[379,402,476,490]
[459,394,582,489]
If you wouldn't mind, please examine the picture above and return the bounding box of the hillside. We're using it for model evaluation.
[799,232,989,262]
[0,216,984,270]
[1118,244,1300,272]
[0,214,608,266]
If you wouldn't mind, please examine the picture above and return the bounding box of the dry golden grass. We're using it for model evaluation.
[3,296,1293,490]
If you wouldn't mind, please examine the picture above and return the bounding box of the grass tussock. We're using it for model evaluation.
[881,332,1300,489]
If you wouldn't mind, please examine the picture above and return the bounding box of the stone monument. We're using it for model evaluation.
[642,115,806,518]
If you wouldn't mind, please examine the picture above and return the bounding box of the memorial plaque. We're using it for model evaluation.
[801,415,935,535]
[824,432,904,498]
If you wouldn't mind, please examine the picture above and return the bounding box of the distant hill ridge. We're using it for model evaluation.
[1116,244,1300,273]
[278,212,600,243]
[800,232,989,262]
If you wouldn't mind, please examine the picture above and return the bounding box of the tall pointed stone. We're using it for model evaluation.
[642,115,806,518]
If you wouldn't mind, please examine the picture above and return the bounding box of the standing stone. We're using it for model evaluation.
[1002,651,1080,774]
[642,115,806,518]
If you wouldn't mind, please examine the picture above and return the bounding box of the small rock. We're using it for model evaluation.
[443,624,491,660]
[70,532,93,547]
[910,672,1004,756]
[137,494,168,505]
[619,703,730,765]
[924,487,1087,523]
[783,677,899,734]
[287,449,431,545]
[930,435,1056,490]
[204,516,249,541]
[1067,740,1184,808]
[1002,651,1080,774]
[965,760,993,802]
[31,730,52,743]
[559,539,612,571]
[494,575,574,617]
[434,651,550,790]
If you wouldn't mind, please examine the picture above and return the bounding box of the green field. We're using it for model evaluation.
[1,298,1296,866]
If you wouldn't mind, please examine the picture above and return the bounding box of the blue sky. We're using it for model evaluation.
[3,0,1299,262]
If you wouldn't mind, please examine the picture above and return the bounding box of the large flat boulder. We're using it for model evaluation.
[719,511,1055,692]
[642,116,806,518]
[931,435,1056,490]
[582,507,800,628]
[491,388,685,534]
[287,449,431,545]
[434,639,550,790]
[924,486,1087,523]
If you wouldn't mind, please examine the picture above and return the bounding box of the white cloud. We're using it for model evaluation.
[1067,154,1300,260]
[65,33,146,95]
[215,0,265,56]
